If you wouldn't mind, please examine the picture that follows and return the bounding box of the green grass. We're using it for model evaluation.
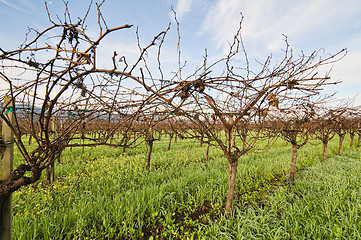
[12,134,361,239]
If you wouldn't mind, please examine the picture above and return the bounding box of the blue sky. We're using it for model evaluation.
[1,0,361,105]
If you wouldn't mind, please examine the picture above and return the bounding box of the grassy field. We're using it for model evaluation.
[12,135,361,239]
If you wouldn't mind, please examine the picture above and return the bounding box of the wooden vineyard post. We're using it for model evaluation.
[46,116,56,183]
[1,96,14,240]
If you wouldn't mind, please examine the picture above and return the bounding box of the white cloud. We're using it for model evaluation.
[0,0,31,13]
[174,0,194,20]
[201,0,361,54]
[198,0,361,105]
[330,47,361,89]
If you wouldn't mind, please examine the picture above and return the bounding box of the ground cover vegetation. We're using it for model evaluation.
[11,134,361,239]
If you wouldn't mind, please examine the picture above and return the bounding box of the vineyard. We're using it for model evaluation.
[11,135,361,239]
[0,1,360,239]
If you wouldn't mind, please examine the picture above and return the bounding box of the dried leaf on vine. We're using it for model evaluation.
[267,93,279,108]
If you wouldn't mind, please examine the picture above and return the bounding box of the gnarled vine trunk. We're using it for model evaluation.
[350,132,355,150]
[290,144,298,181]
[205,141,210,162]
[167,133,173,151]
[338,133,345,155]
[145,140,154,171]
[225,158,238,215]
[322,141,328,163]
